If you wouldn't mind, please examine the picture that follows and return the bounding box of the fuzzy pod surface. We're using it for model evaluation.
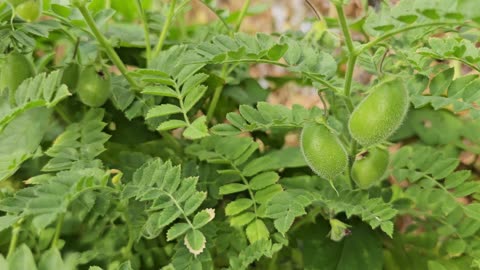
[351,147,389,189]
[348,78,409,146]
[77,66,111,107]
[15,0,43,22]
[300,122,348,180]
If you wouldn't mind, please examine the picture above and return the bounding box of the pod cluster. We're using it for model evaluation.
[300,78,409,189]
[348,78,409,188]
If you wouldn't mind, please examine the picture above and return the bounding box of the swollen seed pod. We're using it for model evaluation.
[351,147,389,189]
[348,78,409,146]
[0,52,36,94]
[77,65,111,107]
[15,0,42,22]
[300,122,348,180]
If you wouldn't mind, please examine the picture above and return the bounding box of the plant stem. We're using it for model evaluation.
[7,222,20,258]
[357,22,460,55]
[153,0,177,58]
[51,213,65,249]
[206,64,228,121]
[198,1,233,33]
[335,4,358,186]
[306,74,343,93]
[135,0,152,66]
[230,162,257,216]
[206,0,251,122]
[335,4,355,54]
[343,55,357,111]
[334,3,357,109]
[76,5,140,90]
[234,0,251,32]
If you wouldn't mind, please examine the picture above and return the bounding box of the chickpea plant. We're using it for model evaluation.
[0,0,480,269]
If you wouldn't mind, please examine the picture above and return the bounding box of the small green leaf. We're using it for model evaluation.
[183,192,207,216]
[0,215,20,232]
[243,147,306,177]
[183,116,209,140]
[267,43,288,61]
[427,158,459,179]
[429,68,454,96]
[428,261,448,270]
[219,183,248,195]
[230,211,256,227]
[246,219,269,243]
[0,254,7,270]
[8,244,37,270]
[157,120,188,131]
[181,73,209,97]
[119,261,134,270]
[146,104,182,119]
[167,223,191,241]
[183,85,208,111]
[210,124,241,136]
[193,208,215,228]
[142,85,178,98]
[225,198,254,216]
[184,229,206,256]
[254,184,283,204]
[249,172,280,190]
[38,248,64,270]
[445,239,466,257]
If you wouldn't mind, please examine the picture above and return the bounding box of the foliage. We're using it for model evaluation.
[0,0,479,269]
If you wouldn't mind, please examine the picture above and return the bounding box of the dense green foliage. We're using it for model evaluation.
[0,0,480,269]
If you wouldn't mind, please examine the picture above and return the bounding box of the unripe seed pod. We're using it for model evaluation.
[77,65,111,107]
[348,78,409,146]
[351,147,389,189]
[0,52,35,94]
[15,0,42,22]
[300,122,348,180]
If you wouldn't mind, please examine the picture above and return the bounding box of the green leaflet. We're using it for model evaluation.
[0,107,50,182]
[122,159,214,254]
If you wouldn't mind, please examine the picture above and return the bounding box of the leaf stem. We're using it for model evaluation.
[7,221,21,258]
[343,55,357,111]
[206,64,228,122]
[76,4,140,90]
[230,162,258,216]
[335,4,355,54]
[357,22,460,55]
[166,193,194,229]
[51,213,65,249]
[305,74,343,93]
[234,0,251,32]
[135,0,152,66]
[175,85,191,125]
[153,0,177,58]
[205,0,251,122]
[334,3,357,111]
[198,0,233,33]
